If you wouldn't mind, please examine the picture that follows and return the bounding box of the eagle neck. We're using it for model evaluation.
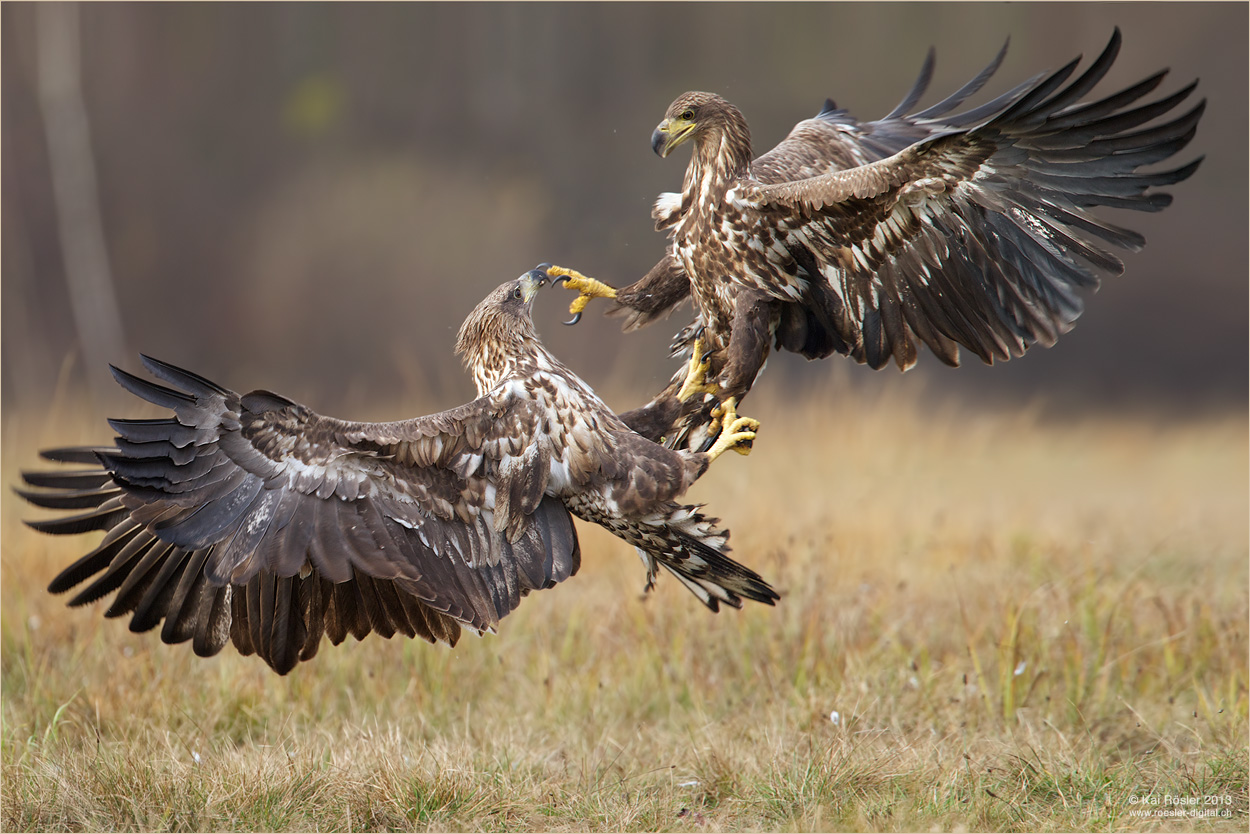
[689,116,752,205]
[459,312,546,396]
[470,350,517,396]
[475,341,580,400]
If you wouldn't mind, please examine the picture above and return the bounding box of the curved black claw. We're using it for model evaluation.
[690,325,711,362]
[544,272,581,325]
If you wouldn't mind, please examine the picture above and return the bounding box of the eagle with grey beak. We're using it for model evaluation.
[18,270,775,675]
[548,29,1204,450]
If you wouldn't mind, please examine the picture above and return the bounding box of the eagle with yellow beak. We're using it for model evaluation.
[548,29,1203,450]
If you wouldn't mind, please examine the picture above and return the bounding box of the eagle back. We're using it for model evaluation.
[506,349,627,495]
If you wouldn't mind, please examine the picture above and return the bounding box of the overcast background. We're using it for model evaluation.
[4,2,1245,421]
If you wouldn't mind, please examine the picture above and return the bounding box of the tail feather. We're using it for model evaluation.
[628,503,778,612]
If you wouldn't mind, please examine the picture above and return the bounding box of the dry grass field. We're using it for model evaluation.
[2,379,1246,832]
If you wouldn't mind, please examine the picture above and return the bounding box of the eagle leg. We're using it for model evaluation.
[676,334,718,402]
[544,264,618,325]
[635,547,659,595]
[704,398,760,461]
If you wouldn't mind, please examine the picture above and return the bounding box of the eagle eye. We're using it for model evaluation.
[512,286,523,300]
[680,108,695,121]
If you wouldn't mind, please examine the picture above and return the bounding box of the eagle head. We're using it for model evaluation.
[652,91,750,164]
[455,271,550,391]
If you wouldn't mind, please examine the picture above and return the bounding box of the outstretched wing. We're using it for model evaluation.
[609,40,1028,342]
[18,355,580,673]
[738,28,1203,370]
[752,37,1037,182]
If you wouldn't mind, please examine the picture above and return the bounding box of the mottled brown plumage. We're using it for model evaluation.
[19,272,775,675]
[559,30,1204,450]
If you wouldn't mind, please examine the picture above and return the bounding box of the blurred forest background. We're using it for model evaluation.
[3,2,1246,421]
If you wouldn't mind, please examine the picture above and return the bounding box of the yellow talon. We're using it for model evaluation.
[677,335,717,402]
[546,265,618,319]
[706,398,760,461]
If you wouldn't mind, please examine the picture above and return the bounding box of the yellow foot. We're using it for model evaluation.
[544,265,618,323]
[705,398,760,461]
[677,335,718,402]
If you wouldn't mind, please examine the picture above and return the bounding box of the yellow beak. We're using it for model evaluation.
[651,117,695,158]
[519,270,547,303]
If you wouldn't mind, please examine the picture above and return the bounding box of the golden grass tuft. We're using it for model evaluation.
[2,381,1246,831]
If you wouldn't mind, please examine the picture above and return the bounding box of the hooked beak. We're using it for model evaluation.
[651,117,695,158]
[651,124,670,157]
[518,269,548,304]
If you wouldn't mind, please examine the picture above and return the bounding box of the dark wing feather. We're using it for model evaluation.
[738,29,1203,370]
[21,355,581,673]
[751,36,1032,183]
[621,40,990,336]
[606,254,692,332]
